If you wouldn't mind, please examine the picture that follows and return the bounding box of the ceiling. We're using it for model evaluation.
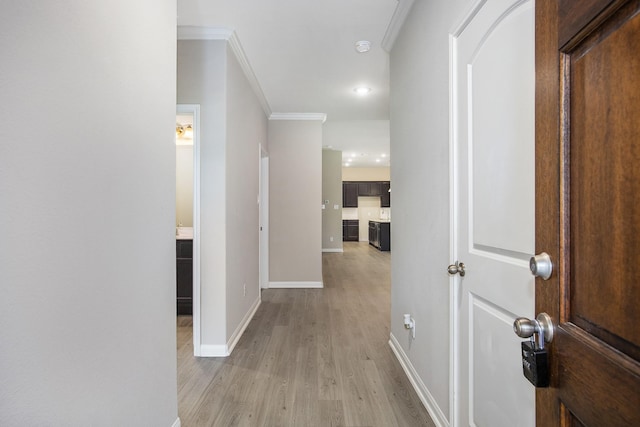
[177,0,407,167]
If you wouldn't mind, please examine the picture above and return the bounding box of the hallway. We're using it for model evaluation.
[177,242,435,426]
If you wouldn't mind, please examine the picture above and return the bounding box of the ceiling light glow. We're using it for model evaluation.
[354,87,371,95]
[355,40,371,53]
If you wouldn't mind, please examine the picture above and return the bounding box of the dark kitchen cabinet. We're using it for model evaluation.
[380,182,391,207]
[342,181,391,207]
[176,239,193,315]
[368,220,390,251]
[343,220,359,241]
[358,181,381,197]
[343,182,358,207]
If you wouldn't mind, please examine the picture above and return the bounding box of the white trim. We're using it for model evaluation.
[199,344,230,358]
[269,112,327,123]
[177,26,272,117]
[269,281,323,289]
[322,248,344,253]
[381,0,416,52]
[259,147,270,290]
[227,297,261,355]
[389,334,449,427]
[171,417,181,427]
[177,104,202,357]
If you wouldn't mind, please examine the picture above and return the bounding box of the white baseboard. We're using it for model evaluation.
[198,298,261,357]
[227,297,261,355]
[389,333,449,427]
[199,344,229,357]
[322,248,344,253]
[171,417,181,427]
[269,281,323,288]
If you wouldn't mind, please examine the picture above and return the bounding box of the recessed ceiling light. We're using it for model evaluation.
[376,159,381,163]
[355,40,371,53]
[381,153,387,157]
[354,87,371,95]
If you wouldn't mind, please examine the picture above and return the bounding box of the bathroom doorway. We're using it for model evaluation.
[176,104,201,356]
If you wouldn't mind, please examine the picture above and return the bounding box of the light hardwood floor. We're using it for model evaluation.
[177,242,436,426]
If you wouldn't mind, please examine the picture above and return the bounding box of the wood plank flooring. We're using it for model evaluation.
[177,242,436,426]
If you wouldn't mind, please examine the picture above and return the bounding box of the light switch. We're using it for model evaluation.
[322,204,326,209]
[334,204,339,210]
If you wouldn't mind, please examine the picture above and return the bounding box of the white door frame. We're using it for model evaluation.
[259,145,269,290]
[177,104,202,356]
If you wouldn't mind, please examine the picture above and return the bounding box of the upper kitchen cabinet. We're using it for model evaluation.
[343,182,358,207]
[342,181,391,207]
[380,182,390,207]
[358,181,381,197]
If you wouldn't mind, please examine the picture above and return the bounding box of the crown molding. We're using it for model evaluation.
[381,0,416,52]
[177,26,272,117]
[269,113,327,123]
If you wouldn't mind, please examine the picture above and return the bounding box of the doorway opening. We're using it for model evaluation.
[176,104,201,356]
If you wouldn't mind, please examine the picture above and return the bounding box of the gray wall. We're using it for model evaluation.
[224,47,267,338]
[390,0,471,422]
[177,39,267,349]
[0,1,178,425]
[177,40,228,347]
[269,120,323,285]
[322,149,343,251]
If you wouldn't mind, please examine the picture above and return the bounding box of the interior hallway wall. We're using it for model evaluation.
[322,149,343,251]
[177,39,228,348]
[224,46,268,340]
[389,0,472,424]
[0,1,178,425]
[268,119,323,286]
[177,37,267,353]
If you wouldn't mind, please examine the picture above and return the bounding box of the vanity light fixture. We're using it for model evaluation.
[176,123,193,139]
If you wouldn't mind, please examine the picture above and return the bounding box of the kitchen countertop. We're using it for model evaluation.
[369,219,391,223]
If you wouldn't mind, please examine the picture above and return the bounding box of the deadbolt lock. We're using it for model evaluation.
[530,252,553,280]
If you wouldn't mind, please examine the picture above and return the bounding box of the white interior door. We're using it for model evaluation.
[452,0,535,425]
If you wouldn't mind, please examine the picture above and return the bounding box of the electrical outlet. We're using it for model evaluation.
[330,236,334,242]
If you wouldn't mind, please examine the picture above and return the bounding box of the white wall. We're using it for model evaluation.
[268,119,323,286]
[225,47,267,339]
[322,149,343,251]
[0,1,178,425]
[389,0,471,424]
[177,40,228,348]
[176,145,194,227]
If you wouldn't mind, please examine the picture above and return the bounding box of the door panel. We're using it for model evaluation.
[536,0,640,425]
[453,0,536,425]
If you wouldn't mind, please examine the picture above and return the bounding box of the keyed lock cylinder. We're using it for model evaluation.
[513,313,554,388]
[530,252,553,280]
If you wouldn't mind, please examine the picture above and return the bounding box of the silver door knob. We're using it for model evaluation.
[530,252,553,280]
[447,261,465,277]
[513,312,554,343]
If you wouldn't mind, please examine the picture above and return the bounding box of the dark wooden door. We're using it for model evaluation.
[536,0,640,425]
